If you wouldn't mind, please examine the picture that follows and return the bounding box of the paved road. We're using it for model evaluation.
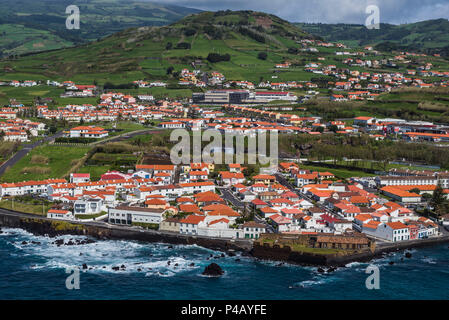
[96,128,163,144]
[219,187,245,209]
[219,187,276,233]
[0,131,64,178]
[274,172,335,215]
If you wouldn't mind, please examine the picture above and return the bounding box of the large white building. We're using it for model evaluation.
[108,206,165,225]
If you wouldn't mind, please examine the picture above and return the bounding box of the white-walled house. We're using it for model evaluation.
[47,209,74,220]
[375,222,410,242]
[74,198,103,215]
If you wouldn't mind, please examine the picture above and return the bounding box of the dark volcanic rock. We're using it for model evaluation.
[21,241,28,245]
[327,267,337,273]
[82,263,88,270]
[202,263,224,277]
[389,261,395,265]
[189,263,195,267]
[317,267,325,273]
[54,239,64,245]
[120,264,126,269]
[227,251,236,257]
[405,252,412,259]
[112,266,120,271]
[235,258,241,262]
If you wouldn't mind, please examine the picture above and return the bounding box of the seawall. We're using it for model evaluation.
[251,235,449,267]
[251,242,375,267]
[0,209,252,253]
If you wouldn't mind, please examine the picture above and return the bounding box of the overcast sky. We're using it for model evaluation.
[159,0,449,24]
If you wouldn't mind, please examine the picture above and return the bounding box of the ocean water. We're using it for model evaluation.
[0,227,448,300]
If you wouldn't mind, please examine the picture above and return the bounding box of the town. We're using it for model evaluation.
[1,13,449,257]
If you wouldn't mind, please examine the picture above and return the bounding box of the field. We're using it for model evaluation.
[0,199,51,215]
[0,144,90,183]
[0,0,199,57]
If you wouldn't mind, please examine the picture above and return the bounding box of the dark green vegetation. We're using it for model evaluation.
[279,133,449,170]
[0,140,20,164]
[301,87,449,124]
[0,10,316,84]
[0,0,200,57]
[297,19,449,57]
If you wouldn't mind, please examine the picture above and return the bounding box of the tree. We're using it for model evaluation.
[207,53,231,63]
[49,125,57,134]
[257,52,267,60]
[430,185,447,217]
[166,66,174,75]
[410,188,421,195]
[165,42,172,50]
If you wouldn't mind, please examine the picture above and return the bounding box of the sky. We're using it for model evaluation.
[159,0,449,24]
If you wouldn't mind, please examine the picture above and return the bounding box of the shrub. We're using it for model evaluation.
[257,52,268,60]
[30,155,49,164]
[20,167,51,175]
[207,53,231,63]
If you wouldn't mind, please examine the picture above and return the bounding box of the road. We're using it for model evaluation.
[218,187,275,233]
[91,128,163,144]
[219,187,245,209]
[274,172,334,215]
[0,131,64,178]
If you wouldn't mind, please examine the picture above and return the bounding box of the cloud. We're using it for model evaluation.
[157,0,449,24]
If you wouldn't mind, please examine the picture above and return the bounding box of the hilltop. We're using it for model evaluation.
[0,0,200,57]
[0,10,315,84]
[297,19,449,56]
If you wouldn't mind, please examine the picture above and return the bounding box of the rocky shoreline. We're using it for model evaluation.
[0,208,448,267]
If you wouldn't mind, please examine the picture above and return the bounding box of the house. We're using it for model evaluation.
[74,197,103,215]
[70,173,90,184]
[253,174,276,185]
[354,117,375,126]
[269,213,292,232]
[179,215,205,235]
[159,217,181,233]
[197,218,240,238]
[376,222,410,242]
[228,164,242,173]
[219,171,245,186]
[242,221,266,239]
[47,209,74,220]
[67,126,109,139]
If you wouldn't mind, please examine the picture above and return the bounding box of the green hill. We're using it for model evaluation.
[0,10,316,84]
[296,19,449,56]
[0,0,200,57]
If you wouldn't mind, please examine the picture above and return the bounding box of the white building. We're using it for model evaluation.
[108,206,165,225]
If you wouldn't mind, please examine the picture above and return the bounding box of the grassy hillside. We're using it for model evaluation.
[0,0,200,57]
[0,10,317,84]
[297,19,449,56]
